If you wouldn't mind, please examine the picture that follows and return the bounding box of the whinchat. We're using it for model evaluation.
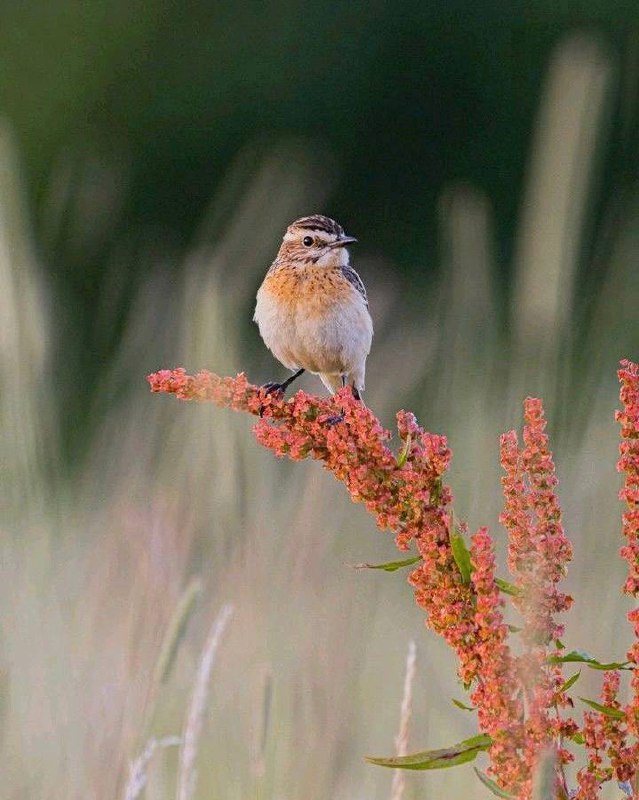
[254,214,373,401]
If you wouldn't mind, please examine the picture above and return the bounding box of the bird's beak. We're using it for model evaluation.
[327,235,357,249]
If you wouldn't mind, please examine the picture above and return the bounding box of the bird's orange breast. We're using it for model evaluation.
[261,265,355,317]
[255,260,372,378]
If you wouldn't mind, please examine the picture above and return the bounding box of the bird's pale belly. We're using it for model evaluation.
[254,277,370,376]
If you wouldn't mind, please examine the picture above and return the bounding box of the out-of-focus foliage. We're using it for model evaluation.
[1,1,637,265]
[1,2,638,456]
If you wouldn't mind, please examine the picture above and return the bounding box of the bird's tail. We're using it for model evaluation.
[319,371,366,405]
[319,373,344,394]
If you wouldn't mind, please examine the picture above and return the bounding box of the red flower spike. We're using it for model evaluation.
[616,360,639,750]
[148,365,639,799]
[498,397,577,797]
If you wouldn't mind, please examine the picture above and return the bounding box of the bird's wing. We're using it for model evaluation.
[341,266,368,307]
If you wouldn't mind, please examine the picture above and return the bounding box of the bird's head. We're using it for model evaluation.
[276,214,357,267]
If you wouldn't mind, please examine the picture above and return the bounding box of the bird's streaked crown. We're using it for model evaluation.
[288,215,345,238]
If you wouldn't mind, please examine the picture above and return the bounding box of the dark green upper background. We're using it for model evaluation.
[1,1,638,459]
[2,0,637,271]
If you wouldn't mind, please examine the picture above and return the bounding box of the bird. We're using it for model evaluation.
[254,214,373,402]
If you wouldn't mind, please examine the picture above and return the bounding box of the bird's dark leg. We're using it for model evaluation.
[326,382,365,424]
[325,374,348,425]
[262,368,305,396]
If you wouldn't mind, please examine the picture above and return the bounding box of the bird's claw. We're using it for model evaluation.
[261,381,284,395]
[258,382,285,417]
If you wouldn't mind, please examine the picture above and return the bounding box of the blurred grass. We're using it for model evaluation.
[0,32,638,800]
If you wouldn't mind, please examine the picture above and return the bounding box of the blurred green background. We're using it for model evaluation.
[1,2,639,799]
[1,0,638,456]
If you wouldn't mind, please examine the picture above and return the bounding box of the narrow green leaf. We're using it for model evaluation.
[507,624,521,633]
[452,698,476,711]
[431,477,443,506]
[473,768,516,798]
[450,526,472,584]
[365,734,491,771]
[570,731,585,744]
[142,576,203,738]
[548,650,632,670]
[397,433,412,467]
[554,639,566,650]
[154,577,202,685]
[495,577,521,596]
[579,697,626,720]
[353,555,422,572]
[558,671,581,693]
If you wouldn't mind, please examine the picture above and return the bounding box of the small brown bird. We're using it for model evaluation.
[254,215,373,401]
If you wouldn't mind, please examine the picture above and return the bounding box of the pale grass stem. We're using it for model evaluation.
[176,603,234,800]
[124,736,182,800]
[251,664,273,780]
[511,33,610,356]
[142,577,203,739]
[390,640,417,800]
[156,579,203,686]
[531,747,558,800]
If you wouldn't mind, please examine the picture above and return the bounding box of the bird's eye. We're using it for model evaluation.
[302,236,313,247]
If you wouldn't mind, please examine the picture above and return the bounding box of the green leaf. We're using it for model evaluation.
[548,650,632,670]
[142,576,202,739]
[365,734,491,771]
[473,768,516,798]
[507,624,521,633]
[431,477,443,506]
[153,577,202,685]
[353,555,422,572]
[495,577,521,596]
[579,697,626,720]
[397,433,412,467]
[450,525,472,584]
[452,698,476,711]
[570,731,585,744]
[558,671,581,693]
